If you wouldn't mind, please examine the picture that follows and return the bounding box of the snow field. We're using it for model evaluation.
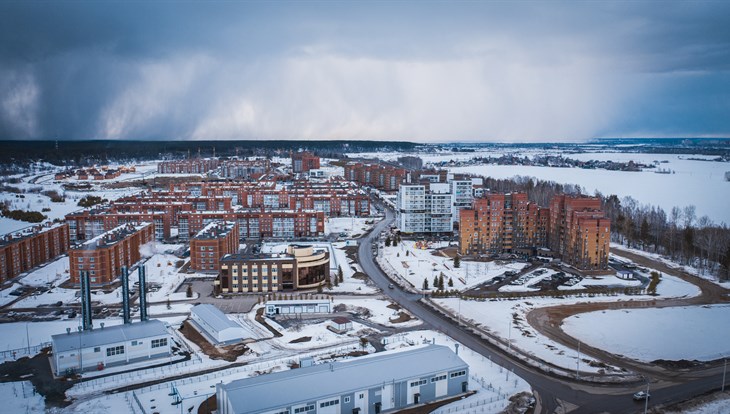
[563,305,730,362]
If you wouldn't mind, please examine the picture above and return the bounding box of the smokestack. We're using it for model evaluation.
[139,265,148,321]
[80,271,93,331]
[121,266,131,324]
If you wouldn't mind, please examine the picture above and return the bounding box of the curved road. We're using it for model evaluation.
[357,205,729,414]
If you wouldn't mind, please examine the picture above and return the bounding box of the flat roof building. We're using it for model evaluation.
[190,304,254,344]
[190,221,239,272]
[216,344,469,414]
[50,320,171,376]
[0,222,69,283]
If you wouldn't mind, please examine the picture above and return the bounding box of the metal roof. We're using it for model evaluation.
[220,345,468,413]
[51,320,168,353]
[191,304,244,332]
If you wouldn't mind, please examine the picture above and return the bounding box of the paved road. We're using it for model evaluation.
[357,204,729,414]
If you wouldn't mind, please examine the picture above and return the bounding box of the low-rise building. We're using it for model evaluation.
[50,320,171,376]
[189,221,239,272]
[190,304,254,344]
[329,317,353,333]
[218,245,329,293]
[216,344,469,414]
[69,223,154,286]
[264,299,332,317]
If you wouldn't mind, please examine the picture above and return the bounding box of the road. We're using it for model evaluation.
[357,203,729,413]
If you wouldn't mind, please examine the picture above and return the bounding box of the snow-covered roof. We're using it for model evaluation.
[219,345,467,413]
[191,304,242,332]
[51,320,168,353]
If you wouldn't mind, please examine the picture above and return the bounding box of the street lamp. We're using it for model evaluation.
[723,358,727,392]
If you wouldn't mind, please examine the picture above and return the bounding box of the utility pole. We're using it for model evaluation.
[576,341,581,379]
[723,358,727,392]
[507,320,512,352]
[644,378,650,414]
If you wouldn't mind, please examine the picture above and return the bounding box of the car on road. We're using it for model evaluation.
[633,391,650,401]
[388,284,395,289]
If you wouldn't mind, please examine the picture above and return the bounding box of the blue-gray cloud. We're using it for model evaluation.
[0,1,728,142]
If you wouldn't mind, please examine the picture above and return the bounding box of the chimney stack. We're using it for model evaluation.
[121,266,131,324]
[139,265,149,321]
[80,271,93,331]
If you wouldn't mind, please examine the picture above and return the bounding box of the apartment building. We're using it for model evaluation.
[292,152,320,173]
[69,223,154,285]
[395,183,461,234]
[459,193,610,270]
[220,158,271,179]
[0,223,70,283]
[190,221,239,272]
[459,193,543,255]
[66,209,171,242]
[344,162,408,191]
[178,210,325,241]
[548,195,610,270]
[217,245,329,293]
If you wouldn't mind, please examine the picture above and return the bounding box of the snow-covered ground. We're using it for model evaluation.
[666,393,730,414]
[325,216,376,237]
[333,297,421,328]
[0,381,45,413]
[563,305,730,362]
[328,242,377,294]
[380,240,528,291]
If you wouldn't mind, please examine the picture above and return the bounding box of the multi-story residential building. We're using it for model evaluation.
[157,159,220,174]
[190,221,239,272]
[0,222,70,283]
[396,183,455,234]
[292,152,320,173]
[344,162,408,191]
[217,245,329,293]
[66,209,171,242]
[449,178,474,224]
[459,193,610,270]
[219,158,271,179]
[459,193,543,255]
[69,223,154,286]
[178,210,325,241]
[548,195,610,270]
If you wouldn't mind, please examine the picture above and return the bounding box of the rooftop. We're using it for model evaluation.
[191,304,246,332]
[76,222,151,250]
[1,222,66,247]
[193,221,236,240]
[51,320,168,353]
[219,345,468,413]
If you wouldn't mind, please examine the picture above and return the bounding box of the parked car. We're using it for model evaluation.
[633,391,650,401]
[388,284,395,289]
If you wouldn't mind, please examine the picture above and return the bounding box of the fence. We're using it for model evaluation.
[0,342,51,363]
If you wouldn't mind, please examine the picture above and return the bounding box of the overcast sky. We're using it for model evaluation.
[0,1,728,142]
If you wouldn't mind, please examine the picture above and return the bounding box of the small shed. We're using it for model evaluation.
[329,317,353,334]
[190,304,253,344]
[616,270,634,280]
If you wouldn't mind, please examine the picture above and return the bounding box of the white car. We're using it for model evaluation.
[633,391,650,401]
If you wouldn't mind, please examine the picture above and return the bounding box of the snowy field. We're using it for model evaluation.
[563,305,730,362]
[0,381,45,413]
[325,216,376,237]
[333,297,421,328]
[379,240,528,291]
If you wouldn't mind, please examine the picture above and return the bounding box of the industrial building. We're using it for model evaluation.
[0,222,69,283]
[50,320,171,376]
[190,304,254,344]
[68,222,154,286]
[217,245,330,293]
[216,345,469,414]
[189,221,239,272]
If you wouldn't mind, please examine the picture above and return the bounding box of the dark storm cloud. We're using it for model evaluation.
[0,1,728,141]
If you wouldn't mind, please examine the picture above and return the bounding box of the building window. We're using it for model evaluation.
[293,404,315,413]
[152,338,168,348]
[106,346,125,356]
[78,258,84,263]
[430,374,447,382]
[410,379,427,387]
[450,370,467,378]
[344,396,351,403]
[94,347,100,353]
[320,399,339,408]
[131,340,138,346]
[359,393,364,399]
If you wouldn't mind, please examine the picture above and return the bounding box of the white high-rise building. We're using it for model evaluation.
[396,183,454,233]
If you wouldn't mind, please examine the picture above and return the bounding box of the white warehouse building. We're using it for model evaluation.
[190,304,254,344]
[264,299,332,317]
[50,320,171,376]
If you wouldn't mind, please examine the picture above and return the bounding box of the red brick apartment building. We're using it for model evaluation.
[66,208,171,242]
[459,194,610,270]
[459,193,545,256]
[218,245,329,293]
[291,152,320,173]
[69,223,154,285]
[190,221,239,272]
[344,162,408,191]
[178,210,325,241]
[0,223,70,283]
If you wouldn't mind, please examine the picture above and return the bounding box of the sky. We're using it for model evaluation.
[0,1,728,143]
